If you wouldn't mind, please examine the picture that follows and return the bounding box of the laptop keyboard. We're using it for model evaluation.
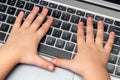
[0,0,120,78]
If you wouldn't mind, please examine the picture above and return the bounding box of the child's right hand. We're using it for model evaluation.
[52,18,115,80]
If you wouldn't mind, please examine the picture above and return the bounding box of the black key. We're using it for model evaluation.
[104,24,108,32]
[71,24,77,33]
[61,22,71,31]
[41,36,46,43]
[115,67,120,76]
[0,13,7,22]
[0,32,6,41]
[52,29,62,38]
[107,64,115,74]
[93,21,97,30]
[16,9,25,16]
[7,7,16,15]
[7,0,16,6]
[71,34,77,43]
[38,44,72,59]
[16,0,25,8]
[49,3,57,9]
[46,36,56,46]
[0,0,7,3]
[55,39,65,49]
[109,25,120,36]
[67,8,76,14]
[70,15,80,24]
[6,16,16,24]
[31,0,39,3]
[74,45,77,53]
[40,1,48,6]
[114,36,120,45]
[111,45,120,55]
[0,23,9,32]
[52,10,61,18]
[65,42,75,51]
[81,18,87,26]
[25,2,34,11]
[76,10,85,16]
[58,5,66,11]
[108,54,117,64]
[62,31,71,41]
[0,4,7,12]
[24,11,30,18]
[61,13,71,21]
[47,28,53,35]
[114,21,120,26]
[95,15,104,21]
[52,19,62,28]
[36,5,43,13]
[117,58,120,66]
[86,13,94,18]
[105,18,113,24]
[47,8,52,16]
[104,33,109,42]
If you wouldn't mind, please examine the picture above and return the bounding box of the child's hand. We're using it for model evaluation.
[1,6,54,71]
[52,18,115,79]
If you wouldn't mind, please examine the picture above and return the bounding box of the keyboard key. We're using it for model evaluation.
[0,0,7,3]
[46,36,56,46]
[61,22,71,31]
[115,67,120,76]
[7,7,16,15]
[105,18,113,24]
[52,19,62,28]
[104,33,109,42]
[109,25,120,36]
[67,8,76,14]
[0,13,7,22]
[47,8,52,16]
[58,5,66,11]
[0,32,6,41]
[40,1,48,6]
[117,58,120,66]
[7,0,16,6]
[74,45,77,53]
[70,15,80,24]
[25,2,34,11]
[6,16,16,24]
[76,10,85,16]
[114,36,120,45]
[65,42,75,51]
[55,39,65,49]
[71,24,77,33]
[31,0,39,3]
[71,34,77,43]
[81,18,87,26]
[62,31,71,41]
[16,0,25,8]
[107,64,115,74]
[38,44,72,59]
[104,24,109,32]
[52,10,61,18]
[114,21,120,26]
[41,36,46,43]
[111,45,120,55]
[86,13,94,18]
[47,28,53,35]
[0,4,7,12]
[24,11,30,18]
[0,23,9,32]
[95,15,104,21]
[61,12,71,21]
[108,54,117,64]
[16,9,25,16]
[52,29,62,38]
[49,3,57,9]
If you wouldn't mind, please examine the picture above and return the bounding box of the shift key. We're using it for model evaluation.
[38,44,72,59]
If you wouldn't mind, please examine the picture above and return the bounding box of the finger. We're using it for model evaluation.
[51,58,72,70]
[12,11,24,30]
[77,22,85,47]
[30,8,48,31]
[104,32,115,54]
[36,16,53,39]
[21,6,39,29]
[86,17,94,44]
[95,21,104,47]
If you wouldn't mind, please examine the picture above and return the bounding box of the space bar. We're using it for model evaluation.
[38,44,72,59]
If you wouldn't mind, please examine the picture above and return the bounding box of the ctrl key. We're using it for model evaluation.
[0,32,6,41]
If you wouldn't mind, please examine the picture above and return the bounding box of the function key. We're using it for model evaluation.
[25,2,34,11]
[95,15,104,21]
[49,3,57,9]
[0,4,7,12]
[7,0,16,6]
[58,5,66,11]
[114,21,120,26]
[31,0,39,3]
[16,0,25,8]
[40,1,48,6]
[76,10,85,16]
[105,18,114,24]
[0,23,10,32]
[86,13,94,18]
[0,0,7,3]
[61,12,71,21]
[67,8,76,14]
[0,32,6,41]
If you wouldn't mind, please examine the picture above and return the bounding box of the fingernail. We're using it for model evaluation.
[51,60,56,64]
[48,65,54,71]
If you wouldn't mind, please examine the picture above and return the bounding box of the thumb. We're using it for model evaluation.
[20,54,55,71]
[51,58,72,70]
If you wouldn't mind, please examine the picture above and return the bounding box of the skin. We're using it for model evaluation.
[0,6,115,80]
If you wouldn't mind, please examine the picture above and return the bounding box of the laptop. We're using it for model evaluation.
[0,0,120,80]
